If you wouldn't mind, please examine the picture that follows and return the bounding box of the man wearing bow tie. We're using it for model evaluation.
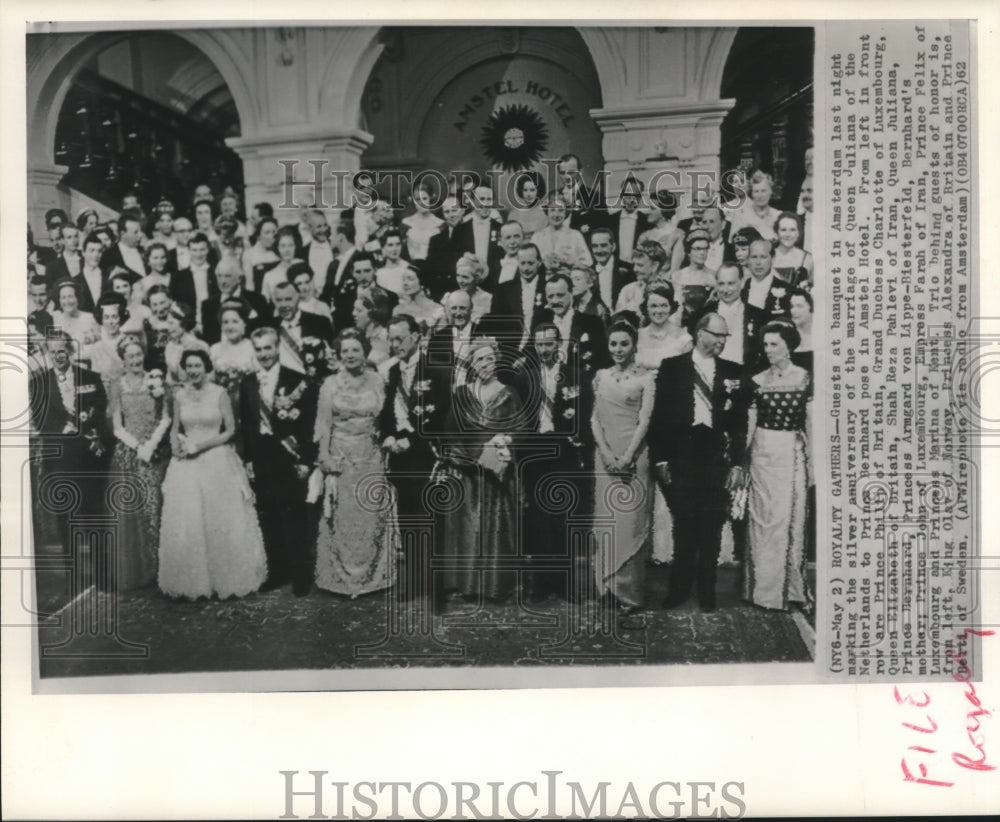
[495,221,524,286]
[380,314,441,605]
[240,326,319,595]
[649,313,748,612]
[270,281,334,376]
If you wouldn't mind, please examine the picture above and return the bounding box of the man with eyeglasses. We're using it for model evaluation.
[648,312,748,613]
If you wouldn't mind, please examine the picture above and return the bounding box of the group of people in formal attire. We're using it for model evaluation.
[27,157,816,620]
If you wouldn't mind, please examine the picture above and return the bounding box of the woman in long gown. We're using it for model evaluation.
[108,337,172,590]
[314,329,398,597]
[158,349,267,599]
[591,319,656,612]
[743,320,812,611]
[438,338,523,603]
[210,302,257,442]
[634,285,692,566]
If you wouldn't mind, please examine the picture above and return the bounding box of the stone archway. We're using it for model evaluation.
[27,29,257,232]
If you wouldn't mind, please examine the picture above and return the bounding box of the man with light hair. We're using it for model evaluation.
[425,288,478,397]
[424,196,468,299]
[453,186,503,290]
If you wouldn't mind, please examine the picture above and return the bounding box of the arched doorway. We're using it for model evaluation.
[27,29,257,231]
[358,27,604,206]
[720,27,814,208]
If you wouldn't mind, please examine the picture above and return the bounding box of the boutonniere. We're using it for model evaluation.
[78,408,92,423]
[723,379,741,394]
[562,386,580,401]
[582,350,593,361]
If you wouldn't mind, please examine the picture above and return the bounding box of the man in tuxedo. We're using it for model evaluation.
[270,281,334,375]
[453,186,504,291]
[179,233,219,333]
[44,224,84,292]
[512,322,589,603]
[482,242,548,368]
[200,257,270,345]
[558,152,606,234]
[327,251,379,333]
[495,221,524,286]
[35,210,69,269]
[535,271,609,380]
[424,289,479,411]
[319,220,359,322]
[380,314,441,605]
[100,214,146,282]
[423,197,468,299]
[649,313,748,612]
[167,217,193,274]
[29,332,111,561]
[588,228,634,309]
[240,326,318,595]
[742,239,796,371]
[28,276,53,339]
[605,176,650,263]
[700,264,753,373]
[52,232,105,313]
[301,210,334,297]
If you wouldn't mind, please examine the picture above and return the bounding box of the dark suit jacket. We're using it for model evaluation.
[174,263,219,310]
[422,322,484,429]
[488,275,548,330]
[239,366,318,505]
[423,225,465,299]
[566,181,607,235]
[377,354,439,469]
[29,365,111,485]
[591,258,635,308]
[532,309,610,377]
[452,219,504,291]
[647,353,748,469]
[44,253,83,291]
[200,287,271,345]
[698,296,756,373]
[739,275,798,372]
[510,350,590,438]
[262,310,335,347]
[99,243,143,282]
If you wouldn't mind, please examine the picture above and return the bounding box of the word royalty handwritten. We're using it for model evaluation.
[896,628,995,787]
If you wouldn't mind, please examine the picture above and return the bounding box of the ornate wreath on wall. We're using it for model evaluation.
[480,104,549,172]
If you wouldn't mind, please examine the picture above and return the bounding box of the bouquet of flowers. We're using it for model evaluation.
[213,364,251,391]
[301,336,331,381]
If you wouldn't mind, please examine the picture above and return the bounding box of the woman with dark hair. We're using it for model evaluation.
[352,290,393,368]
[393,265,444,334]
[772,211,814,289]
[507,170,548,236]
[244,216,280,292]
[376,228,409,296]
[313,328,398,597]
[401,183,443,262]
[590,318,656,613]
[139,242,171,298]
[261,225,304,303]
[50,278,100,348]
[108,336,172,590]
[83,292,131,386]
[789,290,814,373]
[193,198,218,247]
[163,301,209,386]
[437,337,523,605]
[743,319,812,612]
[671,228,718,324]
[730,226,763,280]
[158,347,267,599]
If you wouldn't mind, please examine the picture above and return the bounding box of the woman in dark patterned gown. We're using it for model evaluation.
[437,338,523,604]
[108,337,172,589]
[743,320,812,611]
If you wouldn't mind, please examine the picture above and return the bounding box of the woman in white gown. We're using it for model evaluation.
[158,348,267,599]
[634,284,692,565]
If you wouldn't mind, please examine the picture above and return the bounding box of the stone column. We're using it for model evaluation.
[227,128,374,223]
[27,163,71,240]
[591,100,735,201]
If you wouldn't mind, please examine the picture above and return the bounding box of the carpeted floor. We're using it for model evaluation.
[36,564,812,679]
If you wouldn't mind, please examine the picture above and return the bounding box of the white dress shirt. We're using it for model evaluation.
[471,216,491,263]
[552,308,575,359]
[538,361,560,433]
[331,249,355,289]
[691,348,716,427]
[81,265,103,306]
[498,255,519,284]
[190,262,212,326]
[258,362,280,417]
[746,273,775,310]
[596,258,615,307]
[617,211,639,262]
[118,243,146,277]
[175,246,191,272]
[307,242,334,295]
[706,236,726,272]
[393,353,420,433]
[716,298,745,365]
[63,251,82,278]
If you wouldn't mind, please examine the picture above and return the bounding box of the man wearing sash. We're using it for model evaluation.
[270,281,334,376]
[240,326,319,595]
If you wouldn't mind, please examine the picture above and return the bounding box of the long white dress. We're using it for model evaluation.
[158,383,267,598]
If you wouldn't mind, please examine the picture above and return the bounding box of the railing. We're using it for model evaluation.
[53,68,244,215]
